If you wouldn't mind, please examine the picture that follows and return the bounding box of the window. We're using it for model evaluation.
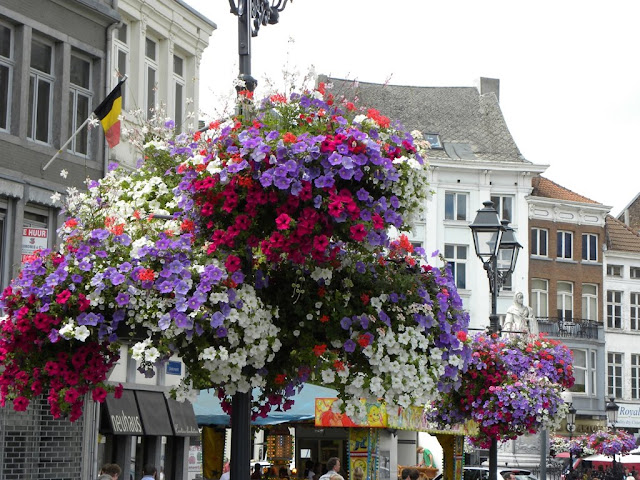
[68,54,92,155]
[557,281,573,322]
[444,192,467,221]
[571,348,597,395]
[607,290,622,329]
[557,231,573,260]
[581,233,598,262]
[531,228,548,257]
[581,284,598,321]
[607,352,623,399]
[632,355,640,400]
[145,37,157,119]
[113,22,129,108]
[631,293,640,331]
[631,267,640,279]
[173,54,185,132]
[0,23,13,131]
[444,244,467,289]
[607,264,623,277]
[497,248,512,291]
[531,279,548,317]
[28,38,54,144]
[490,195,513,222]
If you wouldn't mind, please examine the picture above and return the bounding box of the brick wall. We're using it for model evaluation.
[0,398,84,480]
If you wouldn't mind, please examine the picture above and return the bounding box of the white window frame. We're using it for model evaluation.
[581,283,598,321]
[490,194,514,223]
[582,233,598,262]
[0,21,14,132]
[557,281,573,322]
[571,348,596,396]
[112,21,129,109]
[631,292,640,331]
[557,230,573,260]
[28,37,55,145]
[173,53,185,132]
[607,352,623,399]
[531,278,548,317]
[444,191,468,221]
[531,228,548,257]
[607,264,623,277]
[444,244,467,290]
[144,36,158,120]
[632,354,640,400]
[68,53,92,156]
[607,290,622,329]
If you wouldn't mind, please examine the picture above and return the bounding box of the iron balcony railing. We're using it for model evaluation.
[535,316,602,339]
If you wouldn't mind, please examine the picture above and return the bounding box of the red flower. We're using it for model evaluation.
[319,315,329,323]
[64,218,78,229]
[275,374,287,385]
[456,331,468,342]
[64,388,80,404]
[12,396,29,411]
[358,333,372,348]
[92,387,108,402]
[275,213,292,230]
[313,235,329,253]
[225,255,241,273]
[55,290,71,304]
[360,293,370,305]
[333,360,345,371]
[283,132,297,144]
[372,214,385,230]
[138,269,156,282]
[349,224,367,242]
[114,384,124,399]
[313,344,327,357]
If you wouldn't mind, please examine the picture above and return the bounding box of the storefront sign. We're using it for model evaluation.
[315,398,466,434]
[166,397,200,436]
[188,445,203,473]
[21,227,48,263]
[104,390,143,435]
[167,361,182,375]
[617,403,640,428]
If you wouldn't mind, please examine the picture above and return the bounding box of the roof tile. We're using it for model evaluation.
[531,176,600,204]
[605,215,640,253]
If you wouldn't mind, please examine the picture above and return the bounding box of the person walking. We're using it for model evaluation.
[318,458,341,480]
[141,465,157,480]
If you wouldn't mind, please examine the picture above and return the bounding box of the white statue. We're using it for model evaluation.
[503,291,536,335]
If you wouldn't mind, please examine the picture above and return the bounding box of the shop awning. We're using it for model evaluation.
[103,389,144,435]
[135,391,174,436]
[166,398,199,436]
[194,384,339,426]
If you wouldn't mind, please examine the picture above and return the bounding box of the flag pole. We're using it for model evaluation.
[41,116,93,172]
[42,74,127,173]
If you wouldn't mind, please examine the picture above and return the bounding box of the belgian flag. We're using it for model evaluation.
[94,78,125,148]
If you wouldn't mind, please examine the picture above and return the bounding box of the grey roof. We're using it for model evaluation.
[323,76,529,164]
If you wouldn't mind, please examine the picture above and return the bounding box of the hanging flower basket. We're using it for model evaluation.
[428,332,574,447]
[587,429,636,456]
[0,83,471,421]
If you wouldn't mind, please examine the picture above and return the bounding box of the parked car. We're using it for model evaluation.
[432,466,538,480]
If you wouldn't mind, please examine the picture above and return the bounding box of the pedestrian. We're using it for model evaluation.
[304,460,316,480]
[99,463,122,480]
[417,447,434,468]
[353,466,365,480]
[400,468,412,480]
[503,474,516,480]
[220,461,230,480]
[408,469,420,480]
[141,465,157,480]
[318,458,341,480]
[251,463,263,480]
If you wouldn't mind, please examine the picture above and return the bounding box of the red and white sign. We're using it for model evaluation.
[22,227,48,263]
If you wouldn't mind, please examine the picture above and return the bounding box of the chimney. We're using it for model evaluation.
[479,77,500,102]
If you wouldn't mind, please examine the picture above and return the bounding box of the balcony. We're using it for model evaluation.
[535,317,602,340]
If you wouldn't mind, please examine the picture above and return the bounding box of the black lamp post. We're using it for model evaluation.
[567,403,577,477]
[606,397,620,479]
[229,0,290,93]
[470,200,522,480]
[226,2,291,478]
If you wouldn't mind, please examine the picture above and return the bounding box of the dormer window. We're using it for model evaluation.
[425,133,443,149]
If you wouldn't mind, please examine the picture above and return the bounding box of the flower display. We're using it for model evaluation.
[587,430,636,456]
[0,83,471,421]
[428,332,574,447]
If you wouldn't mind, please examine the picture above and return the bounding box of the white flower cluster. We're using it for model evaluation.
[58,320,91,342]
[318,321,466,423]
[131,338,160,363]
[197,285,281,396]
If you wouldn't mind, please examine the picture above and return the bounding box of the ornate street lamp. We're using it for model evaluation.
[229,0,291,93]
[469,200,522,480]
[567,404,577,476]
[606,397,620,479]
[227,2,291,478]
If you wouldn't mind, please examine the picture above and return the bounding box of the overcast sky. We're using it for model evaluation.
[184,0,640,216]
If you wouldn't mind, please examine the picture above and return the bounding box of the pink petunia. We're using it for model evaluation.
[349,224,367,242]
[275,213,292,230]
